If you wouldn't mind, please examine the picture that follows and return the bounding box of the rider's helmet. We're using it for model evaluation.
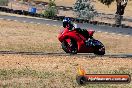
[63,17,72,28]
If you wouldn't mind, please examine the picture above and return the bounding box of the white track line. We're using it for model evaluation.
[125,35,130,37]
[14,20,18,22]
[37,23,41,25]
[97,31,101,33]
[117,34,122,36]
[30,22,34,24]
[59,7,64,9]
[111,33,116,35]
[44,19,51,21]
[46,24,50,26]
[66,8,70,10]
[23,21,26,23]
[104,32,108,34]
[0,18,4,20]
[53,25,57,27]
[60,26,63,28]
[53,20,58,21]
[7,19,11,21]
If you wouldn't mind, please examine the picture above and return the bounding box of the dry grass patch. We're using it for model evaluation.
[0,20,132,54]
[0,20,62,52]
[94,32,132,54]
[0,54,131,87]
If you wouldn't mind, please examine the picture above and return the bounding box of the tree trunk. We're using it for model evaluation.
[115,14,123,26]
[115,0,127,26]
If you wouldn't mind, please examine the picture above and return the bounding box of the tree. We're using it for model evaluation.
[73,0,98,20]
[98,0,114,6]
[48,0,56,7]
[98,0,128,26]
[42,0,58,17]
[0,0,9,6]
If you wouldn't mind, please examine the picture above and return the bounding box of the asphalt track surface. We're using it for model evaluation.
[0,15,131,58]
[0,51,131,58]
[0,14,132,36]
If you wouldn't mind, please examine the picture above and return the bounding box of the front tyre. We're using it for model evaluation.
[61,39,77,54]
[93,40,105,55]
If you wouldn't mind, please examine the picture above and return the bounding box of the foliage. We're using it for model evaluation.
[73,0,98,20]
[0,0,9,6]
[98,0,128,25]
[48,0,56,7]
[43,6,58,17]
[98,0,115,6]
[42,0,58,17]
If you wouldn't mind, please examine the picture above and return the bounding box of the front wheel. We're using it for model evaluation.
[93,40,105,55]
[61,39,78,54]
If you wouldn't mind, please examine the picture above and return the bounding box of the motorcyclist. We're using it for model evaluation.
[63,17,94,47]
[63,17,74,31]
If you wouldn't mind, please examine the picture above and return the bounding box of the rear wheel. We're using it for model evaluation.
[61,39,78,54]
[93,40,105,55]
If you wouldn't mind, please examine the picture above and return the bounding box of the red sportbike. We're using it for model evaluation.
[58,28,105,55]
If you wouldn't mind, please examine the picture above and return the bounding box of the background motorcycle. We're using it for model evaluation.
[58,28,105,55]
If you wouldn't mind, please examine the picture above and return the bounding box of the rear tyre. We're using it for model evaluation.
[61,39,78,54]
